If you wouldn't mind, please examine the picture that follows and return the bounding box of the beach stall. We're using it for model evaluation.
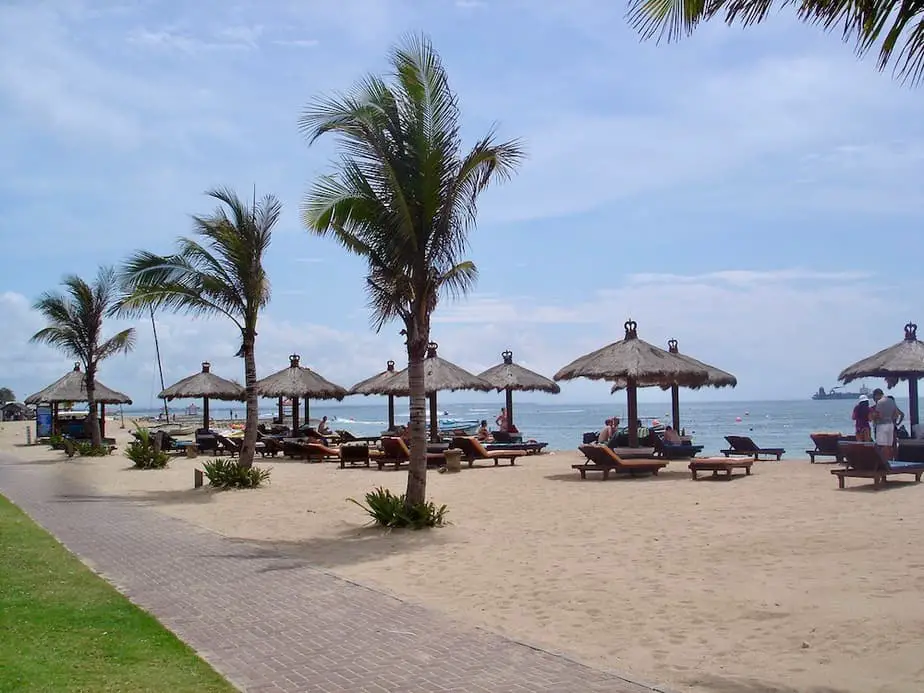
[610,339,736,432]
[555,320,709,447]
[350,360,401,431]
[24,362,132,438]
[477,350,560,432]
[839,322,924,429]
[255,354,347,434]
[378,342,494,443]
[159,362,244,430]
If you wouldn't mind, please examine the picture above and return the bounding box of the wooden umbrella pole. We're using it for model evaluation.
[292,396,300,434]
[627,378,639,447]
[429,392,439,443]
[387,395,395,431]
[671,384,680,432]
[910,379,920,428]
[505,387,514,429]
[202,397,210,431]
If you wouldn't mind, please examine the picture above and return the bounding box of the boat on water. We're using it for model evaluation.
[812,384,870,401]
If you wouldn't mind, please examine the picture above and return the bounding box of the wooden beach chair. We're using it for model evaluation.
[216,434,241,457]
[831,442,924,489]
[485,440,548,455]
[573,444,667,480]
[451,436,527,467]
[688,457,753,480]
[806,433,849,463]
[257,435,284,458]
[377,437,446,471]
[652,434,703,460]
[338,441,386,469]
[720,435,785,461]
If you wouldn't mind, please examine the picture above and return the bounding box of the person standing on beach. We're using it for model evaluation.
[870,389,898,458]
[495,407,508,432]
[852,395,872,442]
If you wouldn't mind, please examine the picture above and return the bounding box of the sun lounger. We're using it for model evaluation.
[484,441,548,455]
[652,435,703,460]
[377,437,446,470]
[720,435,785,460]
[806,433,850,463]
[573,444,667,480]
[832,442,924,488]
[451,436,527,467]
[688,457,753,480]
[195,428,219,454]
[216,434,241,456]
[338,441,385,468]
[896,439,924,464]
[256,434,284,457]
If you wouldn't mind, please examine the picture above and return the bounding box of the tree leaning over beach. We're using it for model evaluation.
[114,188,280,468]
[31,267,136,448]
[301,34,524,506]
[627,0,924,85]
[0,387,14,404]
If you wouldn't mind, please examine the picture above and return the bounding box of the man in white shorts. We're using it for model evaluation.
[871,389,897,458]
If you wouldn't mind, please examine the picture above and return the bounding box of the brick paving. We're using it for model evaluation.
[0,453,669,693]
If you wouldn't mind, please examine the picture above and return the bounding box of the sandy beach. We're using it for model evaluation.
[2,420,922,693]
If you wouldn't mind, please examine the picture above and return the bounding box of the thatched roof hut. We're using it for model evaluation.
[477,350,560,429]
[555,320,710,446]
[255,355,347,433]
[378,343,493,441]
[159,362,244,429]
[610,339,737,431]
[350,360,401,430]
[839,322,924,426]
[25,363,132,405]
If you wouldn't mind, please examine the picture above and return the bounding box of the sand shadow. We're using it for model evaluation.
[544,469,691,483]
[203,523,454,571]
[5,456,72,466]
[51,486,217,506]
[838,480,924,493]
[685,673,849,693]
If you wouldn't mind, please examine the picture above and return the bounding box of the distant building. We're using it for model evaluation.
[1,402,33,421]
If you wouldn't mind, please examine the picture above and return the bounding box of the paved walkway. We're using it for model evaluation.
[0,453,669,693]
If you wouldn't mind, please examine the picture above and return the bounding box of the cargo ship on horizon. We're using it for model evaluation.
[812,384,870,400]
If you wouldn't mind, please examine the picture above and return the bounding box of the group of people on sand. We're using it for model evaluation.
[852,389,906,458]
[475,407,518,442]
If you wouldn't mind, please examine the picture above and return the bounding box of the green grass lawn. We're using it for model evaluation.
[0,494,235,692]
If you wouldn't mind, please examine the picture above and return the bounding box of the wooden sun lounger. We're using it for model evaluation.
[484,441,548,455]
[806,433,850,463]
[720,435,785,461]
[338,441,386,469]
[451,436,527,466]
[689,457,753,480]
[832,442,924,489]
[377,437,446,470]
[574,445,667,480]
[216,434,241,456]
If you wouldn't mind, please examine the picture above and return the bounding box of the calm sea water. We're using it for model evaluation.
[123,398,909,456]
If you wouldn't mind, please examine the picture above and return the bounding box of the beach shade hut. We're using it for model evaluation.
[254,354,347,434]
[477,350,560,430]
[350,360,401,431]
[378,343,494,442]
[25,362,132,437]
[554,320,710,447]
[839,322,924,429]
[610,338,737,432]
[159,361,244,430]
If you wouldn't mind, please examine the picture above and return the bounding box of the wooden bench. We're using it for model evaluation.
[689,458,753,480]
[574,445,667,480]
[832,441,924,489]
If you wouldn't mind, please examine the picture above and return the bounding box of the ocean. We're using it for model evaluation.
[121,397,909,456]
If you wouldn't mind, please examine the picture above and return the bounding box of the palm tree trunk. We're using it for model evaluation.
[240,332,258,468]
[405,331,429,507]
[85,369,102,448]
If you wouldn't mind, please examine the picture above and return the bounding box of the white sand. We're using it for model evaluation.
[2,420,922,693]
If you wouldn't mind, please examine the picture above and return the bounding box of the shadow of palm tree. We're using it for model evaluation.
[544,469,690,483]
[52,486,217,506]
[685,674,849,693]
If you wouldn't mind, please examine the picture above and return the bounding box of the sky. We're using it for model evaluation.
[1,0,923,409]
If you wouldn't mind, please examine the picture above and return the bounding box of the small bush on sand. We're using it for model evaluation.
[348,487,448,529]
[125,426,169,469]
[202,459,271,489]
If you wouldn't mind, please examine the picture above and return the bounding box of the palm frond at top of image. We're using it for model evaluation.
[626,0,924,85]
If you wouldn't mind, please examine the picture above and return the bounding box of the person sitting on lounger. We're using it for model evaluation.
[476,420,494,442]
[663,426,683,445]
[598,418,614,444]
[317,416,331,435]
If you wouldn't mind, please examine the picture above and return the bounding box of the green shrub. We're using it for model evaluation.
[125,426,169,469]
[348,487,448,529]
[48,433,65,450]
[75,441,110,457]
[201,459,271,489]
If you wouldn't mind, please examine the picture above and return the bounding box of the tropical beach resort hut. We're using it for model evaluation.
[24,362,132,437]
[350,360,401,431]
[555,320,710,447]
[477,350,560,432]
[255,354,347,434]
[159,362,244,430]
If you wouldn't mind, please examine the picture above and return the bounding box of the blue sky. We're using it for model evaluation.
[2,0,923,408]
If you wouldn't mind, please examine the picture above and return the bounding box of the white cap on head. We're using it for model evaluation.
[858,395,869,403]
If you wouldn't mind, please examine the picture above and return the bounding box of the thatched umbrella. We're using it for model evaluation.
[378,343,494,442]
[477,350,560,430]
[350,360,401,431]
[839,322,924,427]
[159,361,244,430]
[25,362,132,437]
[554,320,710,447]
[255,354,347,433]
[610,339,737,432]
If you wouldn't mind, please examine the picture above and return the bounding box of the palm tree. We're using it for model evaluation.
[115,188,280,468]
[627,0,924,85]
[31,267,136,448]
[301,34,524,506]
